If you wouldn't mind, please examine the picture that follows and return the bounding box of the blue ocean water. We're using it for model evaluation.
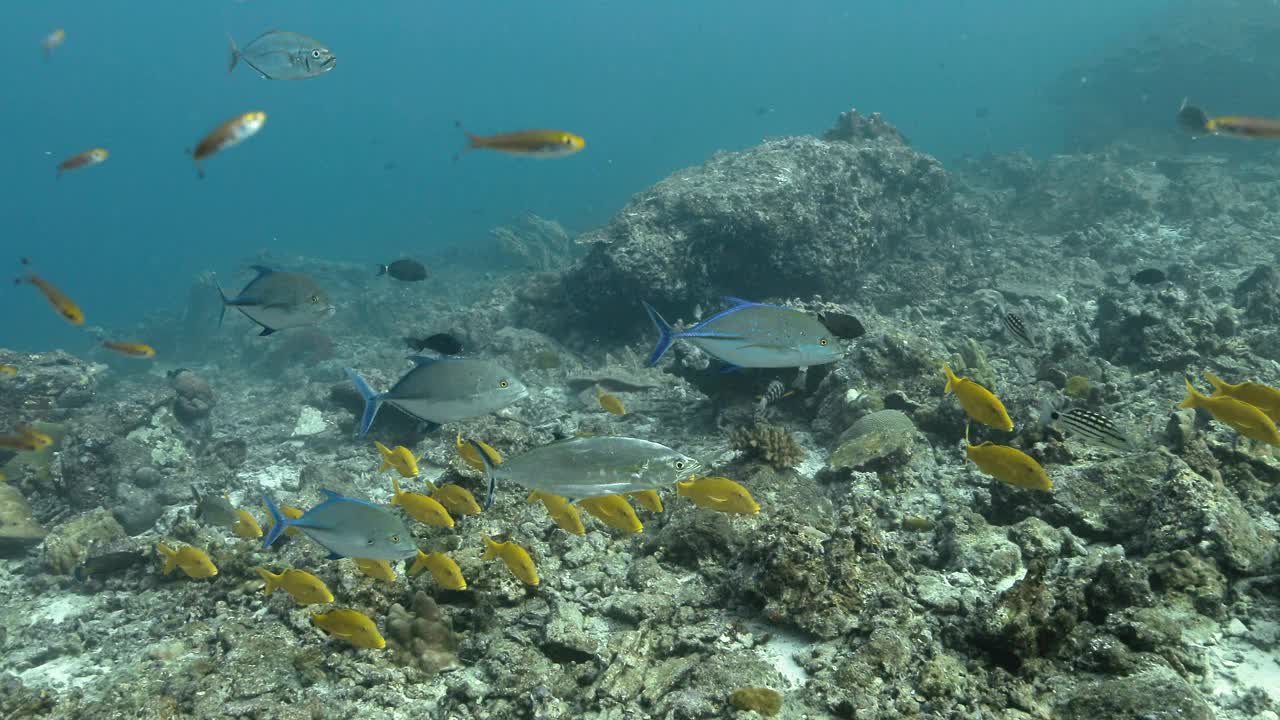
[3,0,1164,352]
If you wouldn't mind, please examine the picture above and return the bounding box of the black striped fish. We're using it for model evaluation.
[1002,311,1036,348]
[1040,402,1133,452]
[754,380,789,421]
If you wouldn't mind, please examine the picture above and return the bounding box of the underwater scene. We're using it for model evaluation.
[5,1,1280,718]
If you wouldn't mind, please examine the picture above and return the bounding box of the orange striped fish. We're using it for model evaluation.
[188,111,267,178]
[57,148,109,177]
[15,258,83,325]
[456,123,584,159]
[102,341,156,358]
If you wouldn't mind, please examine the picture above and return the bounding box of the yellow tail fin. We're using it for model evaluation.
[155,542,178,575]
[1179,378,1202,410]
[254,566,279,596]
[942,364,958,394]
[390,477,403,506]
[1203,371,1228,394]
[480,535,501,561]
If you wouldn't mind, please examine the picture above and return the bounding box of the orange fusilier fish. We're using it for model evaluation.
[57,148,108,177]
[42,29,66,59]
[188,111,266,178]
[1204,116,1280,139]
[15,258,83,325]
[456,122,584,159]
[102,341,156,358]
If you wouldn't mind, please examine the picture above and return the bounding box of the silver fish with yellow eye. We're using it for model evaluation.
[227,31,336,80]
[214,265,334,336]
[345,357,528,436]
[470,435,702,510]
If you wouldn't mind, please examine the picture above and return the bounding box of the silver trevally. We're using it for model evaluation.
[214,265,335,336]
[345,357,528,436]
[227,31,336,80]
[262,490,416,561]
[643,296,842,369]
[471,436,703,509]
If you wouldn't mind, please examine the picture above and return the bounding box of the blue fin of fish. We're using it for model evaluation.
[345,368,384,436]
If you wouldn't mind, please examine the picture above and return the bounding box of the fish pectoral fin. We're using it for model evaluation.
[325,551,344,560]
[258,327,277,337]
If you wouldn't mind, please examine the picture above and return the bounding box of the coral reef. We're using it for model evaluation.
[730,423,804,470]
[385,591,458,674]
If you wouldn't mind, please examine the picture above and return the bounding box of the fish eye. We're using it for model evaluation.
[310,295,319,303]
[820,338,829,346]
[312,49,321,58]
[563,137,573,145]
[366,538,376,546]
[390,535,400,543]
[674,460,685,470]
[499,379,509,388]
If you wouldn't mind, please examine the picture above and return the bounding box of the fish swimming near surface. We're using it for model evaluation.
[456,122,585,159]
[102,341,155,358]
[57,148,108,177]
[378,259,428,282]
[227,31,335,80]
[1179,378,1280,447]
[262,490,417,561]
[1203,371,1280,422]
[942,364,1014,431]
[255,567,333,605]
[406,333,463,356]
[345,357,527,436]
[1039,401,1134,452]
[1001,311,1035,348]
[188,111,266,178]
[42,28,66,59]
[643,297,842,369]
[16,258,83,325]
[214,265,334,336]
[472,436,702,510]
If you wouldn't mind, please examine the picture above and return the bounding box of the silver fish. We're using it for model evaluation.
[193,486,238,529]
[643,297,842,369]
[345,357,528,435]
[1040,401,1133,452]
[214,266,335,336]
[471,436,703,509]
[1002,311,1035,348]
[227,31,336,80]
[262,491,416,561]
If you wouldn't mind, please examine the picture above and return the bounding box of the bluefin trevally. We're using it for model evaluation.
[214,266,334,336]
[643,297,843,369]
[345,357,528,436]
[227,31,336,81]
[262,490,416,561]
[470,436,702,510]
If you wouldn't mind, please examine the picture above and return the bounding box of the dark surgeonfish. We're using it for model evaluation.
[214,265,334,336]
[643,297,843,369]
[405,333,462,355]
[1129,268,1167,286]
[345,357,527,435]
[378,259,428,282]
[227,31,336,80]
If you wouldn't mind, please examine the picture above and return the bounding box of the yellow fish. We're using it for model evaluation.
[189,111,267,179]
[374,440,419,478]
[155,542,218,579]
[390,476,454,528]
[408,549,467,590]
[942,364,1013,431]
[676,476,760,514]
[625,489,663,513]
[0,365,16,376]
[264,504,304,537]
[456,433,502,471]
[57,148,109,178]
[964,425,1051,491]
[1180,378,1280,447]
[579,495,643,533]
[232,508,263,539]
[597,387,625,416]
[457,124,585,159]
[254,567,333,605]
[16,258,83,325]
[42,28,66,59]
[481,535,539,586]
[528,491,586,536]
[1204,371,1280,422]
[101,340,155,358]
[429,483,482,516]
[353,558,396,582]
[0,432,44,452]
[311,609,385,650]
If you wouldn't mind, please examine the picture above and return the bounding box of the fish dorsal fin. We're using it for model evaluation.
[721,296,757,307]
[317,488,382,510]
[408,355,445,367]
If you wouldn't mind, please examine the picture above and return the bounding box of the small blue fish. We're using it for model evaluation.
[214,266,335,336]
[262,490,416,561]
[643,297,842,369]
[345,357,527,436]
